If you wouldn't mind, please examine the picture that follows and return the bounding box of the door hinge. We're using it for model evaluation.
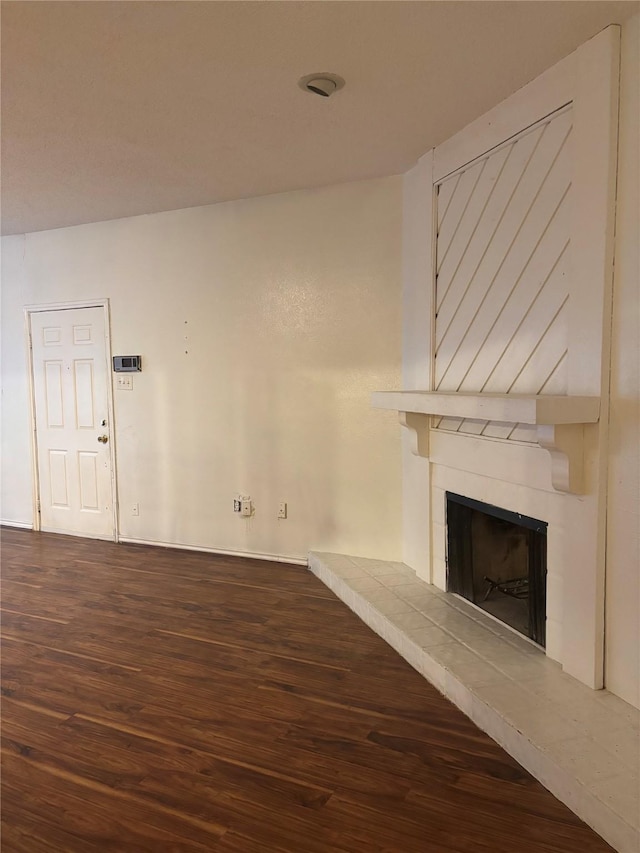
[36,500,41,513]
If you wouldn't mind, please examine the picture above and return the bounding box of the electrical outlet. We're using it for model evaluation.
[132,503,139,516]
[233,498,241,512]
[278,502,287,519]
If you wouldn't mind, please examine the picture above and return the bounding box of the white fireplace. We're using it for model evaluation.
[376,25,620,691]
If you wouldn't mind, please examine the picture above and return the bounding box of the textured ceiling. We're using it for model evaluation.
[2,0,638,235]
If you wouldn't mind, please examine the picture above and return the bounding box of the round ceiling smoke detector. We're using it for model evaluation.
[298,73,345,98]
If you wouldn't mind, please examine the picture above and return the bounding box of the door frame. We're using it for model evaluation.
[24,298,119,542]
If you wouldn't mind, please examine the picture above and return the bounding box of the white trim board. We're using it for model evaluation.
[0,520,34,530]
[24,299,113,312]
[119,536,308,566]
[433,46,575,181]
[372,391,600,424]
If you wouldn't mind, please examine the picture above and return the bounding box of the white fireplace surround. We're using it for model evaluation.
[371,391,603,674]
[386,27,620,692]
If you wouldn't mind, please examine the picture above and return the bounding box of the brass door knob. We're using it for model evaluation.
[98,435,109,444]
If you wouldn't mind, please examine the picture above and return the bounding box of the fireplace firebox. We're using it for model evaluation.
[446,493,548,647]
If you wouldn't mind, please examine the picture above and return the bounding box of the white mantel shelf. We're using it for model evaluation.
[372,392,601,494]
[372,391,600,425]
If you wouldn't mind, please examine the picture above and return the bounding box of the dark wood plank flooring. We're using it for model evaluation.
[1,528,613,852]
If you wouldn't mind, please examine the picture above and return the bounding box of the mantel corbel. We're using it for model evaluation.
[536,424,586,494]
[399,412,430,457]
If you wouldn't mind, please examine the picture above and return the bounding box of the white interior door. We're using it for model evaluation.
[30,306,115,539]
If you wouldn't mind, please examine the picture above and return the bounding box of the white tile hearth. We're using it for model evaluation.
[308,551,640,853]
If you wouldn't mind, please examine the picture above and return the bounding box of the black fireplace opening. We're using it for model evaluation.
[446,493,548,647]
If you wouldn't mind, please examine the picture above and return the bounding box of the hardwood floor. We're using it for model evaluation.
[1,528,614,853]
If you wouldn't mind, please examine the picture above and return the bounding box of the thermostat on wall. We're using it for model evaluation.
[113,355,141,372]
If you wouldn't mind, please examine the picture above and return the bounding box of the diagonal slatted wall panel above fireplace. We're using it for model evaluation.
[434,107,572,442]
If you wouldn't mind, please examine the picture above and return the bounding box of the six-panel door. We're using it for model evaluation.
[31,307,114,539]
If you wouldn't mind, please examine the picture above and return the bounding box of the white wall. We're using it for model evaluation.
[1,177,403,562]
[605,13,640,709]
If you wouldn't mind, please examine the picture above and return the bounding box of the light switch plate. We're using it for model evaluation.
[116,375,133,390]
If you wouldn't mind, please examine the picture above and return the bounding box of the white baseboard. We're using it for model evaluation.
[1,520,33,530]
[118,536,308,566]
